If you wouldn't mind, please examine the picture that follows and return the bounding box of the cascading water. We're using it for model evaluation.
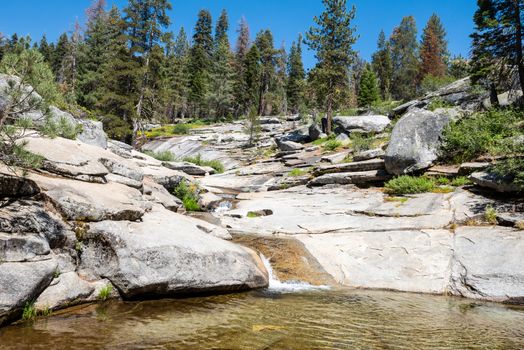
[260,254,329,293]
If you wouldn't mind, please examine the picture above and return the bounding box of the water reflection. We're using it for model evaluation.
[1,289,523,349]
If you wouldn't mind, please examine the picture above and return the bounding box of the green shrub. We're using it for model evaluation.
[174,180,201,212]
[450,176,472,187]
[183,154,225,173]
[350,133,374,153]
[22,303,37,321]
[490,158,524,191]
[435,177,451,185]
[143,150,175,162]
[97,284,113,301]
[484,205,498,224]
[41,116,83,140]
[420,75,455,95]
[323,139,342,151]
[427,98,454,111]
[441,110,522,163]
[370,100,403,115]
[385,176,436,195]
[172,124,191,135]
[288,168,308,177]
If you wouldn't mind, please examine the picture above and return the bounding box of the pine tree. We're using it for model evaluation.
[78,0,110,109]
[215,9,229,44]
[305,0,358,134]
[124,0,172,143]
[419,14,448,79]
[244,45,261,113]
[207,36,235,120]
[38,34,53,64]
[255,29,276,115]
[357,64,380,107]
[371,30,393,100]
[449,54,470,79]
[233,17,251,117]
[390,16,419,101]
[58,22,83,101]
[286,34,305,114]
[471,0,524,94]
[189,9,213,117]
[52,33,69,77]
[97,6,140,142]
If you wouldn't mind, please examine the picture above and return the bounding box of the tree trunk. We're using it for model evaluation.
[326,95,333,135]
[513,0,524,94]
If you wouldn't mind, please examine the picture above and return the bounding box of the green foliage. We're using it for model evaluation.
[350,133,374,153]
[484,205,498,225]
[385,176,436,195]
[491,158,524,191]
[450,176,472,187]
[173,180,201,212]
[97,284,113,301]
[40,116,83,139]
[183,154,225,173]
[143,150,175,162]
[358,65,380,107]
[323,139,342,151]
[441,109,522,163]
[421,75,455,95]
[419,14,448,80]
[288,168,308,177]
[427,97,454,111]
[371,30,393,100]
[22,303,37,321]
[247,211,261,218]
[390,16,419,101]
[287,35,306,114]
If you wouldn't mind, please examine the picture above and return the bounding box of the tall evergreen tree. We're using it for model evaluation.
[189,9,213,116]
[273,45,288,115]
[215,9,229,44]
[286,34,305,114]
[38,34,53,64]
[357,64,380,107]
[390,16,419,101]
[254,29,276,116]
[52,33,69,77]
[207,36,235,120]
[471,0,524,94]
[98,6,140,142]
[305,0,358,134]
[419,14,448,79]
[233,17,251,117]
[371,30,393,100]
[124,0,172,143]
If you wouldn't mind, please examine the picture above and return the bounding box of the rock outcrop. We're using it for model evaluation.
[333,115,390,134]
[385,108,451,175]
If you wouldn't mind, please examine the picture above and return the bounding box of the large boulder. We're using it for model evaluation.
[0,259,57,326]
[308,123,322,141]
[275,138,304,152]
[79,206,268,298]
[470,171,522,193]
[34,272,95,311]
[385,108,451,175]
[333,115,391,134]
[0,173,40,198]
[77,119,108,149]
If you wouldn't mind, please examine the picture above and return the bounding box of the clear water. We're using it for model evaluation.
[1,288,523,350]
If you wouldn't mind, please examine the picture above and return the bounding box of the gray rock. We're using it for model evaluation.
[391,100,425,116]
[163,161,212,176]
[314,159,385,176]
[0,173,40,198]
[281,127,310,143]
[0,200,67,248]
[308,123,323,141]
[353,148,385,162]
[105,173,143,189]
[141,166,191,192]
[0,233,50,262]
[259,117,281,125]
[77,120,108,149]
[275,139,304,152]
[470,171,522,193]
[458,162,491,176]
[335,133,350,143]
[308,170,391,187]
[450,226,524,303]
[0,259,57,326]
[286,115,301,122]
[80,206,268,298]
[108,140,133,159]
[320,151,351,164]
[34,272,95,311]
[385,108,451,175]
[142,177,182,212]
[99,157,144,182]
[333,115,391,134]
[496,212,524,227]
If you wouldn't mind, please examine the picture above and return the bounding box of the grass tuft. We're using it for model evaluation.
[384,176,436,195]
[183,154,225,173]
[484,205,498,225]
[97,284,113,301]
[143,150,176,162]
[173,180,201,212]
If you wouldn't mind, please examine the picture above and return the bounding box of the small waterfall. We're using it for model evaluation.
[260,254,329,293]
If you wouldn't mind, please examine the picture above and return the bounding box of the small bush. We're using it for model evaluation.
[288,168,308,177]
[172,124,191,135]
[371,100,403,115]
[174,180,201,212]
[143,150,175,162]
[247,211,261,218]
[183,154,225,174]
[97,284,113,301]
[323,139,342,151]
[435,177,451,185]
[484,205,498,224]
[420,75,456,95]
[441,109,522,163]
[22,303,37,321]
[450,176,472,187]
[350,133,374,153]
[490,158,524,191]
[427,98,454,111]
[385,176,436,195]
[41,116,83,140]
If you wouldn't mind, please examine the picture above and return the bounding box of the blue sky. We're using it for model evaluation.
[1,0,477,70]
